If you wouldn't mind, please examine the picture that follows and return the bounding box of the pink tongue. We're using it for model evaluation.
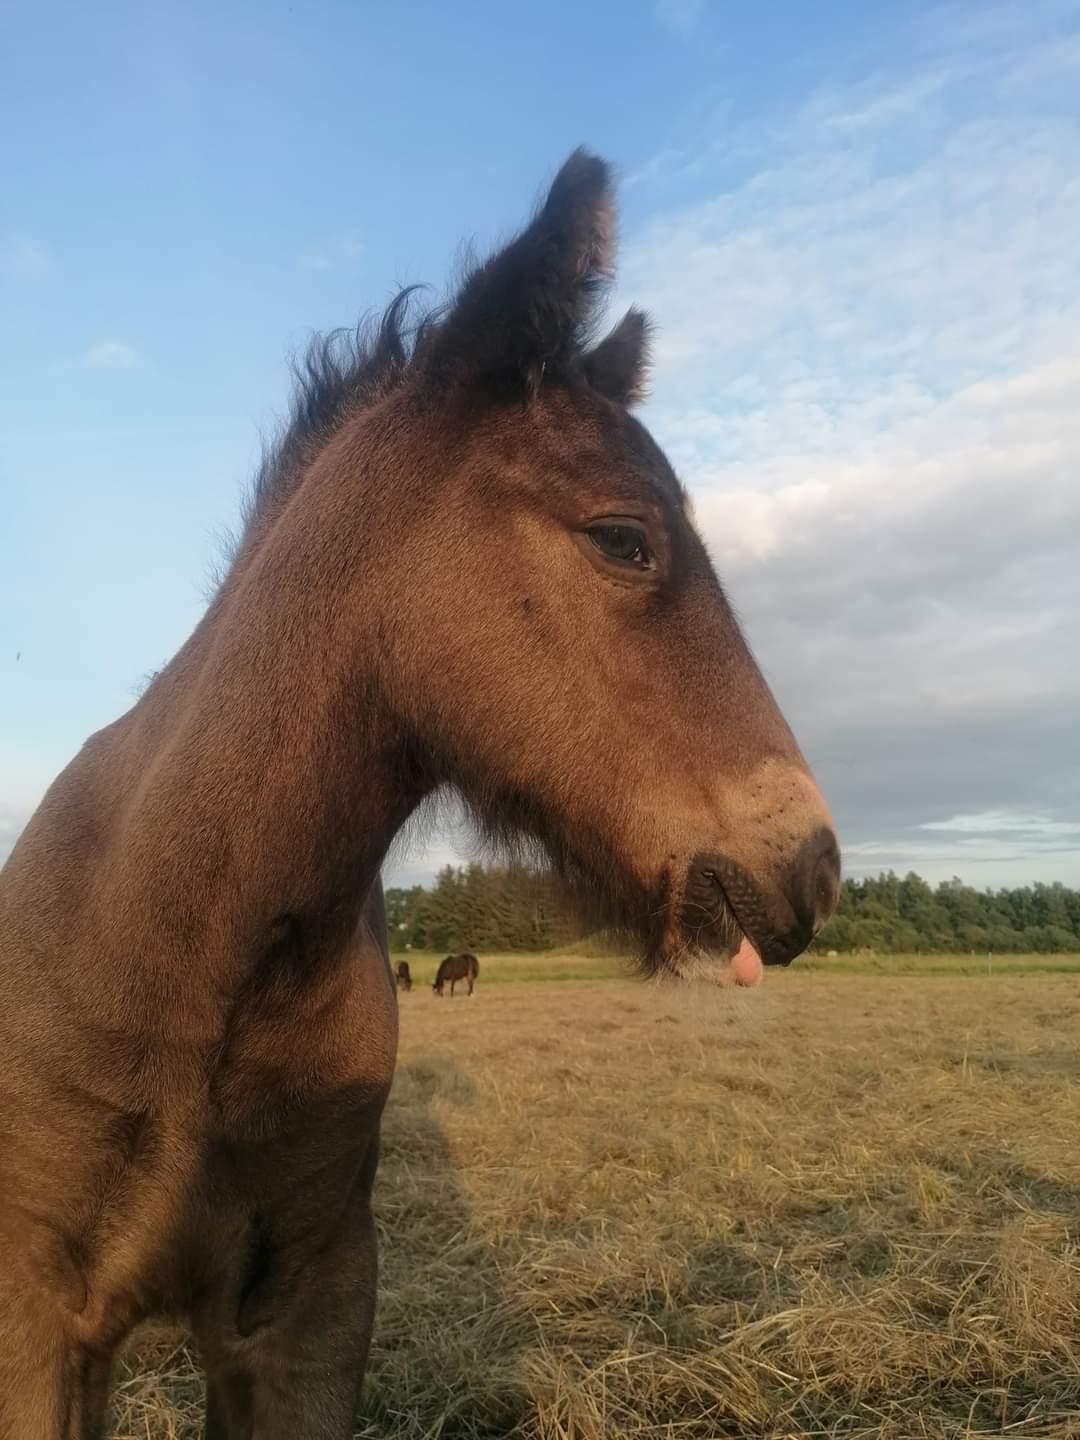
[731,936,764,988]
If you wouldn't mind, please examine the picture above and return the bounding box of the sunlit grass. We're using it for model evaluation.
[112,968,1080,1437]
[397,948,1080,985]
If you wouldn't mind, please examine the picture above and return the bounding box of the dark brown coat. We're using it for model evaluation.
[432,953,479,997]
[0,149,838,1436]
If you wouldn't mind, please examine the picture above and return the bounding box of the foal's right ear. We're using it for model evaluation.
[428,148,615,396]
[581,308,652,407]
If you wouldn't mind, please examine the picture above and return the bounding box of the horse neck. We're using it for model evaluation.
[171,514,421,907]
[10,432,426,985]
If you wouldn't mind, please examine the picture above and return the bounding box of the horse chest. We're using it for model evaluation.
[206,930,398,1142]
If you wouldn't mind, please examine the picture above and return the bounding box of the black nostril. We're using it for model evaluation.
[810,832,841,933]
[817,866,833,906]
[786,827,841,940]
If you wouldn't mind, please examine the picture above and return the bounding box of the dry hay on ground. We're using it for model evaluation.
[111,972,1080,1438]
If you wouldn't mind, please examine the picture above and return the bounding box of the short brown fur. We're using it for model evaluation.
[432,954,479,998]
[0,150,838,1437]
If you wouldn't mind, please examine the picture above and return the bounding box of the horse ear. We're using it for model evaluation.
[429,148,615,395]
[581,308,652,407]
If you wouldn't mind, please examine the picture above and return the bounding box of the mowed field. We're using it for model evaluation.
[112,956,1080,1438]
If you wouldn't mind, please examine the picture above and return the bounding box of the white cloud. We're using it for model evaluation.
[921,811,1080,839]
[383,796,480,889]
[3,237,53,281]
[298,231,364,272]
[402,5,1080,891]
[0,804,25,846]
[655,0,705,36]
[0,803,32,868]
[8,6,1079,898]
[843,803,1080,886]
[598,9,1080,887]
[0,741,53,866]
[84,340,138,369]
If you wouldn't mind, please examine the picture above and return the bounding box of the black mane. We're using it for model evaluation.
[237,287,430,553]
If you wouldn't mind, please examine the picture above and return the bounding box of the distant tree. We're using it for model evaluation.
[382,864,1080,955]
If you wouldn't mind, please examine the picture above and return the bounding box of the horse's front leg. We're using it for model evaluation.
[195,1138,380,1440]
[0,1289,114,1440]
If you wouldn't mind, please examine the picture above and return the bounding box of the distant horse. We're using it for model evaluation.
[433,952,479,997]
[395,960,413,991]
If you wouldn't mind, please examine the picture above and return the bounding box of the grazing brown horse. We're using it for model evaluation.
[432,953,479,997]
[0,148,839,1437]
[394,960,413,992]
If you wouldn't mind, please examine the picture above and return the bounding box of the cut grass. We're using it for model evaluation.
[398,950,1080,986]
[406,949,624,985]
[110,970,1080,1437]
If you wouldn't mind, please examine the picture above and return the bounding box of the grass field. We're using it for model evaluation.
[111,959,1080,1438]
[398,949,1080,983]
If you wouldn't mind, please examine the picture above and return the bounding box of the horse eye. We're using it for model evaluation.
[587,524,653,569]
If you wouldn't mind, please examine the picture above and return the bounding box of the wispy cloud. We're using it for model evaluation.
[608,5,1080,885]
[921,811,1080,839]
[298,231,365,272]
[3,237,53,281]
[654,0,705,37]
[389,2,1080,892]
[0,808,23,866]
[843,806,1080,881]
[0,738,56,866]
[84,340,138,369]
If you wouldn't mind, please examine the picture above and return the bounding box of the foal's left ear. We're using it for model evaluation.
[581,308,652,407]
[429,148,615,395]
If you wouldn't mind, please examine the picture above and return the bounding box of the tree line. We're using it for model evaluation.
[386,863,584,955]
[385,863,1080,955]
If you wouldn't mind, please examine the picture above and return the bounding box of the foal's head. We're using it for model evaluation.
[294,150,839,983]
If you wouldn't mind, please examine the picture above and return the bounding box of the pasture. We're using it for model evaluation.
[111,960,1080,1438]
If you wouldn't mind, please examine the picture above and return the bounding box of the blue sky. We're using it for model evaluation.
[3,0,1080,889]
